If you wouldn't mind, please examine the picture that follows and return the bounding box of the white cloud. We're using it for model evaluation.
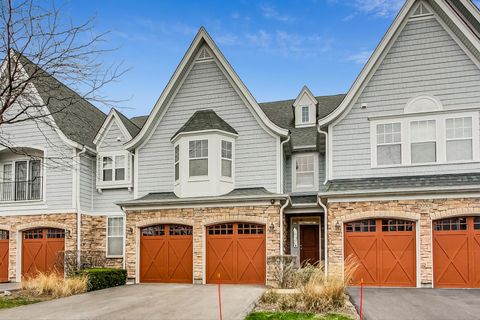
[215,33,239,46]
[353,0,404,17]
[260,5,294,22]
[346,49,372,64]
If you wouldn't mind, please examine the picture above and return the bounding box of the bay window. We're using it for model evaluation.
[371,111,479,167]
[189,139,208,177]
[174,145,180,181]
[221,140,232,178]
[446,117,473,162]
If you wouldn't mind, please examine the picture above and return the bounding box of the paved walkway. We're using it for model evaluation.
[0,282,21,292]
[0,283,264,320]
[348,287,480,320]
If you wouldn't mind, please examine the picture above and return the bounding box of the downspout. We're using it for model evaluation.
[279,133,291,193]
[279,196,290,256]
[318,196,328,278]
[120,206,127,270]
[317,125,329,185]
[76,146,87,268]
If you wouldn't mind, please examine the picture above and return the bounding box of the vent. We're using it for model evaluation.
[196,47,212,61]
[411,2,431,17]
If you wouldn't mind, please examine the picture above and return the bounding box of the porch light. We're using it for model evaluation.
[335,220,341,231]
[269,223,275,232]
[65,229,71,238]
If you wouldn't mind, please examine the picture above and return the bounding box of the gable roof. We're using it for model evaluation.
[93,108,142,146]
[292,86,317,108]
[125,27,289,150]
[318,0,480,127]
[171,109,237,141]
[130,116,149,128]
[114,109,141,137]
[16,52,106,149]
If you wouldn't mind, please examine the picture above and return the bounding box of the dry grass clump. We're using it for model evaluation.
[299,256,358,313]
[260,289,280,304]
[21,272,88,298]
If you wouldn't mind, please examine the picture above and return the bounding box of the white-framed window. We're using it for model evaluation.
[96,151,131,189]
[107,216,124,257]
[371,111,479,168]
[410,120,436,164]
[0,159,42,202]
[446,117,473,162]
[301,106,309,123]
[221,140,232,178]
[292,153,318,191]
[189,139,208,177]
[174,144,180,181]
[376,123,402,166]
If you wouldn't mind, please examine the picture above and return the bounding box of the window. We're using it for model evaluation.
[100,154,126,182]
[345,219,376,232]
[221,140,232,178]
[107,217,124,257]
[295,155,315,188]
[376,123,401,166]
[301,106,309,123]
[446,117,473,162]
[410,120,436,164]
[174,145,180,181]
[189,139,208,177]
[1,160,42,202]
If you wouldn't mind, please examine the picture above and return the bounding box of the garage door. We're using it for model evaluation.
[433,217,480,288]
[0,230,8,282]
[344,219,416,287]
[22,228,65,278]
[140,224,193,283]
[206,223,266,284]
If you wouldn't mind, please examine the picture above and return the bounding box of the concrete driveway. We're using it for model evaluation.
[0,284,265,320]
[348,287,480,320]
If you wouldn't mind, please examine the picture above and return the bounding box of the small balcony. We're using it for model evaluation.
[0,177,43,202]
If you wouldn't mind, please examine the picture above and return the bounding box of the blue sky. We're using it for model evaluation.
[63,0,479,118]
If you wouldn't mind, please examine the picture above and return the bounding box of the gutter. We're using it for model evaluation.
[76,146,87,267]
[324,185,480,198]
[316,125,329,185]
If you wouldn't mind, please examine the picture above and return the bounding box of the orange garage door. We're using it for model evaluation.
[433,217,480,288]
[0,230,8,282]
[140,224,193,283]
[206,223,266,284]
[22,228,65,278]
[344,219,416,287]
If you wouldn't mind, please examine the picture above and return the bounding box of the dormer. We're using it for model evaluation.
[171,110,238,198]
[293,86,317,128]
[93,109,139,191]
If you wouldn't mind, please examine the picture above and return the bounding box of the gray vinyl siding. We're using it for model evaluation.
[79,155,94,212]
[98,121,127,151]
[331,16,480,179]
[285,157,292,193]
[137,58,278,196]
[0,103,74,211]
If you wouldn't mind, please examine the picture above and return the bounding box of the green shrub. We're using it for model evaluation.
[76,268,127,291]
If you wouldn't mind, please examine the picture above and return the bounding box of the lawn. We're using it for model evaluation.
[246,312,351,320]
[0,296,40,309]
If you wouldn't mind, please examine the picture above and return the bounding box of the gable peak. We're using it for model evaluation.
[293,86,317,107]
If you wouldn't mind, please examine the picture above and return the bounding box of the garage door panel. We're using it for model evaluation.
[345,219,416,287]
[206,223,265,284]
[473,235,480,287]
[0,230,8,282]
[140,225,192,283]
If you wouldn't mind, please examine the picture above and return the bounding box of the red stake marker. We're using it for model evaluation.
[217,273,223,320]
[359,278,364,320]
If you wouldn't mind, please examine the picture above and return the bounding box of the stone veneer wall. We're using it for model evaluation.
[81,215,123,268]
[0,213,77,280]
[327,198,480,287]
[125,204,281,284]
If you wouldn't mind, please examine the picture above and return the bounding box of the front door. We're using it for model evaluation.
[300,225,319,266]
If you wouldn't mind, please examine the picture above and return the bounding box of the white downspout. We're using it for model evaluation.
[120,206,127,270]
[279,196,290,256]
[76,147,87,267]
[317,126,329,185]
[318,196,328,278]
[279,134,291,193]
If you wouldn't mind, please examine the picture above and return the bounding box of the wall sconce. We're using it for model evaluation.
[335,220,341,231]
[128,227,134,235]
[66,229,71,238]
[269,223,275,232]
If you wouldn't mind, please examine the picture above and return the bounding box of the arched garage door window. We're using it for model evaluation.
[344,219,416,287]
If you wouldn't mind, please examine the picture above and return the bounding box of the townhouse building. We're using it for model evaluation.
[1,0,480,288]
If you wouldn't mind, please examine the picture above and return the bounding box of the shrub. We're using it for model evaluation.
[259,289,280,305]
[76,268,127,291]
[278,294,300,311]
[21,272,88,298]
[267,255,299,289]
[294,263,317,287]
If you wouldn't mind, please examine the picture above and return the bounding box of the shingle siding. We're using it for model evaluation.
[331,16,480,179]
[98,121,127,151]
[79,155,94,212]
[137,59,278,196]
